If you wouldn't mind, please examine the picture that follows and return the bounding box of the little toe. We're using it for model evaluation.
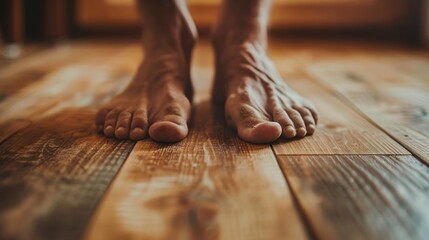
[307,124,316,135]
[295,106,316,135]
[286,108,306,137]
[115,111,132,139]
[130,109,148,140]
[104,110,120,137]
[304,103,319,125]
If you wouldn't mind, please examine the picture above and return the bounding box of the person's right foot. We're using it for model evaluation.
[96,6,196,143]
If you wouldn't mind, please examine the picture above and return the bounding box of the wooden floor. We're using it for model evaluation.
[0,38,428,240]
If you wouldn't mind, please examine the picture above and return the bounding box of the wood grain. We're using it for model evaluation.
[277,155,429,240]
[0,41,133,102]
[271,77,408,155]
[0,43,142,239]
[85,101,308,240]
[1,39,428,240]
[306,58,429,163]
[0,111,135,240]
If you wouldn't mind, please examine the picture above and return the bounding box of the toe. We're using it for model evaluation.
[95,108,108,133]
[149,121,188,142]
[294,106,316,135]
[305,105,319,125]
[302,100,319,125]
[230,104,282,143]
[238,120,282,144]
[149,103,190,143]
[115,111,132,139]
[272,107,296,138]
[130,109,148,140]
[286,108,306,137]
[104,110,120,137]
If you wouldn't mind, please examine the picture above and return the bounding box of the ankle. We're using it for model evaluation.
[140,1,197,57]
[212,0,270,50]
[212,24,267,52]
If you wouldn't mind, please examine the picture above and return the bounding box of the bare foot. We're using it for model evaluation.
[96,2,196,142]
[212,39,318,144]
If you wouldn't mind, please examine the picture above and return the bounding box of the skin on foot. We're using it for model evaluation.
[95,0,197,143]
[95,57,192,142]
[213,42,319,144]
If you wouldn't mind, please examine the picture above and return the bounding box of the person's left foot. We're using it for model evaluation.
[212,40,318,144]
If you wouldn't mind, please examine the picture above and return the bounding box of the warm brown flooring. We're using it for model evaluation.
[0,38,428,240]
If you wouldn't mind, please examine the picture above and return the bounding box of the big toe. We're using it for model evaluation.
[149,121,188,143]
[238,121,282,144]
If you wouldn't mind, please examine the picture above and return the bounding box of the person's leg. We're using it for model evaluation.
[96,0,197,142]
[212,0,318,144]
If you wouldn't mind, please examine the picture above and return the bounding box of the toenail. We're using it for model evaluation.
[307,124,316,133]
[297,127,307,136]
[117,126,126,131]
[130,127,145,140]
[285,126,296,135]
[132,127,144,133]
[105,125,113,131]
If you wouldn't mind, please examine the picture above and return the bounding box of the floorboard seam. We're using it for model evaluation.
[269,144,318,240]
[80,140,138,239]
[329,89,429,167]
[299,75,425,165]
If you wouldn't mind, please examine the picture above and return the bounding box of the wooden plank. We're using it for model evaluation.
[306,58,429,163]
[0,69,45,100]
[85,102,308,240]
[86,41,307,239]
[0,43,142,239]
[0,44,140,124]
[0,43,139,145]
[0,111,135,240]
[0,41,131,102]
[0,44,46,69]
[277,155,429,240]
[0,119,31,144]
[271,76,408,155]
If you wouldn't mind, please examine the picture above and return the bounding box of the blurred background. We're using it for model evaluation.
[0,0,428,59]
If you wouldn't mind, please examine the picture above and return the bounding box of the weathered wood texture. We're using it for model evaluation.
[306,56,429,163]
[0,41,133,101]
[0,112,134,240]
[272,77,409,155]
[0,43,139,131]
[1,39,428,240]
[0,43,141,239]
[278,155,429,240]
